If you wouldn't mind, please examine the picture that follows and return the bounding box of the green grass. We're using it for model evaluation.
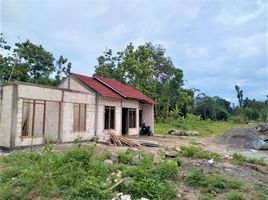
[186,168,242,196]
[155,119,252,137]
[0,143,179,200]
[180,145,222,161]
[232,153,268,168]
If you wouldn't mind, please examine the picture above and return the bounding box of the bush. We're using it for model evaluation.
[227,191,245,200]
[180,146,222,161]
[122,177,176,200]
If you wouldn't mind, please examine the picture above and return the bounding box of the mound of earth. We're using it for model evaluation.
[215,128,261,148]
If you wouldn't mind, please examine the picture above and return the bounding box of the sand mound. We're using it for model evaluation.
[215,128,261,148]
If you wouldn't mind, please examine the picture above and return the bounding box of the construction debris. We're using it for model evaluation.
[253,123,268,135]
[168,130,200,136]
[110,133,141,148]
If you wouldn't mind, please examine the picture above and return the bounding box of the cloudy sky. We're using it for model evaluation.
[1,0,267,103]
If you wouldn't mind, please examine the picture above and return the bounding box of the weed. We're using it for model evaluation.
[232,153,268,168]
[227,191,245,200]
[180,146,222,161]
[186,169,242,194]
[199,193,215,200]
[121,177,176,200]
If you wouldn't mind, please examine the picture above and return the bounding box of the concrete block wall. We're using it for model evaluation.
[61,91,95,142]
[142,104,154,133]
[0,85,13,148]
[97,96,122,140]
[59,76,93,93]
[122,99,140,136]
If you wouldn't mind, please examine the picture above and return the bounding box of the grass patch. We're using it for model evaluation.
[186,169,242,195]
[227,191,245,200]
[155,119,252,137]
[0,143,179,200]
[180,145,222,161]
[232,153,268,168]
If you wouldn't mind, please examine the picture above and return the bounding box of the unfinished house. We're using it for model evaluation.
[0,73,156,149]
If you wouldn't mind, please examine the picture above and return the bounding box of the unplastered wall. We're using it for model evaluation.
[59,76,93,94]
[97,96,122,140]
[61,91,95,142]
[15,85,63,147]
[122,99,140,136]
[0,85,13,148]
[142,104,154,133]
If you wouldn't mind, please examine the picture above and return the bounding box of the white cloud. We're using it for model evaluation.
[215,0,266,25]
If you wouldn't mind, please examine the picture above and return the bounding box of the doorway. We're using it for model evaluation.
[122,108,128,135]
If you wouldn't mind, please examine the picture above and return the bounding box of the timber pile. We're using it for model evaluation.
[110,133,141,148]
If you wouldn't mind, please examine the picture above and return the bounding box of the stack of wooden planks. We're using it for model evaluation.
[110,133,141,148]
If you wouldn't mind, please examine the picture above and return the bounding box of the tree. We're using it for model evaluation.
[95,42,193,120]
[0,33,71,85]
[235,85,243,108]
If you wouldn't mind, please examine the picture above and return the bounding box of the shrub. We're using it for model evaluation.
[122,177,176,200]
[180,146,222,161]
[227,191,245,200]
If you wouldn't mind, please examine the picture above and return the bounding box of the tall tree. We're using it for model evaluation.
[0,33,71,85]
[235,85,243,108]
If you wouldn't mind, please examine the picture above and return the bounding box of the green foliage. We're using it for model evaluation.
[227,191,245,200]
[122,177,175,200]
[235,85,244,108]
[194,94,230,121]
[232,153,268,168]
[95,42,194,120]
[186,169,242,194]
[0,33,71,85]
[155,118,252,136]
[180,146,222,161]
[199,194,215,200]
[0,147,179,200]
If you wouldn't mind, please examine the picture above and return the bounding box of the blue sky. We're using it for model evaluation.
[1,0,267,103]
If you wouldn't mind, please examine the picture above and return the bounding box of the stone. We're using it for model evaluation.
[165,150,178,158]
[153,154,162,164]
[131,154,143,165]
[110,152,118,162]
[123,177,133,186]
[104,159,113,165]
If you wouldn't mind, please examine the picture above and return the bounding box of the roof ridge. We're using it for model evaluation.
[93,75,127,98]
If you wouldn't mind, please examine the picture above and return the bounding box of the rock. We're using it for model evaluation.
[173,191,198,200]
[153,154,162,164]
[110,152,118,162]
[123,177,133,186]
[131,154,143,165]
[126,148,138,153]
[121,195,131,200]
[207,159,214,166]
[104,159,113,165]
[165,150,178,158]
[168,130,200,136]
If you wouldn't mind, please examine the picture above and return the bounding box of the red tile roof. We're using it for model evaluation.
[95,76,156,104]
[71,73,123,99]
[71,73,156,104]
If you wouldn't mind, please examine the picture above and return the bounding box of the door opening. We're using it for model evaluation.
[122,108,128,135]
